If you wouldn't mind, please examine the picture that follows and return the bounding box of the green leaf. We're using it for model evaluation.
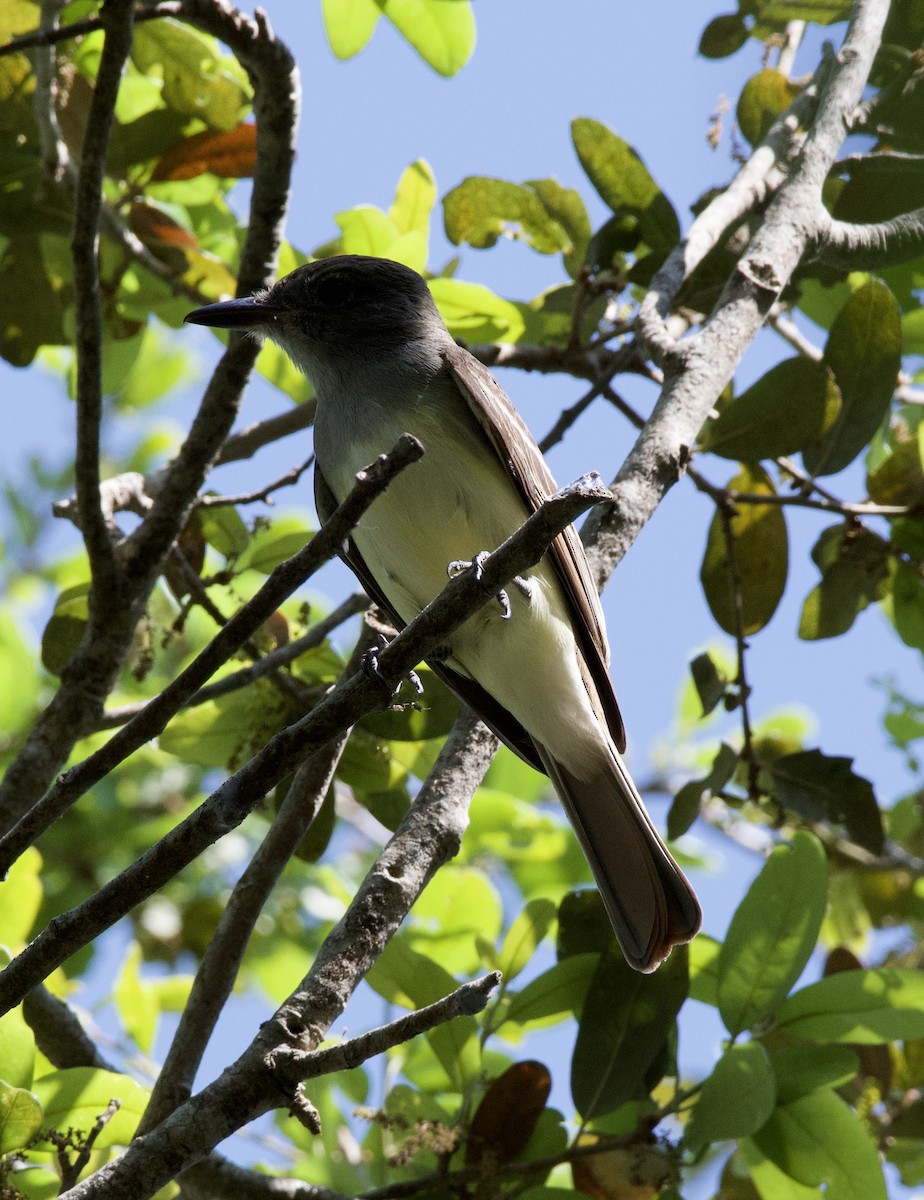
[380,0,475,77]
[701,359,841,461]
[504,953,599,1027]
[159,680,291,768]
[0,848,41,948]
[803,281,901,476]
[407,866,503,975]
[194,503,250,559]
[769,1045,859,1104]
[255,338,313,402]
[444,177,572,256]
[0,613,38,737]
[322,0,380,59]
[757,1,850,22]
[571,118,680,256]
[571,946,688,1118]
[497,899,557,983]
[690,651,729,716]
[688,934,722,1007]
[41,581,91,676]
[717,831,827,1037]
[769,749,883,855]
[429,277,526,342]
[699,14,749,58]
[667,742,739,840]
[739,1136,825,1200]
[0,1080,43,1154]
[235,516,313,573]
[33,1068,150,1149]
[751,1090,887,1200]
[114,943,159,1055]
[131,20,250,131]
[700,464,789,636]
[389,159,436,238]
[737,69,801,146]
[887,559,924,652]
[686,1042,776,1152]
[798,560,883,640]
[0,1007,35,1091]
[527,178,591,276]
[364,937,479,1088]
[777,968,924,1043]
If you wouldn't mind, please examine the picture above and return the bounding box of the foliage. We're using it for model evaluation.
[0,2,924,1199]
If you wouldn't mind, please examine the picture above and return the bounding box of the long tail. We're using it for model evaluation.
[538,744,701,972]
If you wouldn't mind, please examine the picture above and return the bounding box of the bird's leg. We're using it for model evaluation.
[446,551,530,621]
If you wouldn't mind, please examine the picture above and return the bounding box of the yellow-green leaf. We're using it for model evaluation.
[700,464,788,635]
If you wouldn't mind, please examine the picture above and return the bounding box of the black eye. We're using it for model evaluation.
[312,272,356,308]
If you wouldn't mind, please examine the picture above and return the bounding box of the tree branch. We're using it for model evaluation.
[0,472,611,1017]
[0,438,422,874]
[813,206,924,271]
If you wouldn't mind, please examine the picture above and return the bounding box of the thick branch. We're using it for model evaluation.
[813,205,924,270]
[587,0,890,587]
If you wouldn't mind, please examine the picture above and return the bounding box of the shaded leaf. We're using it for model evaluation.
[803,281,901,476]
[571,946,687,1118]
[700,464,789,636]
[497,899,557,983]
[667,742,738,840]
[769,749,883,854]
[717,831,827,1036]
[151,123,256,181]
[700,359,841,461]
[769,1045,860,1104]
[234,516,313,573]
[466,1061,551,1165]
[361,668,461,742]
[686,1042,776,1152]
[41,582,91,676]
[504,953,599,1027]
[690,651,729,716]
[699,14,749,58]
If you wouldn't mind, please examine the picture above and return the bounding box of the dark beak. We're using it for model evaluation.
[184,296,281,328]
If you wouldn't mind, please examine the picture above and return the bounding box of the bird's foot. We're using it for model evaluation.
[447,551,529,620]
[361,635,424,701]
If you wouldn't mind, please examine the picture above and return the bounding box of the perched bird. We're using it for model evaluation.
[185,255,701,971]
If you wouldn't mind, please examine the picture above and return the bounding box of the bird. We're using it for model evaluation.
[185,254,701,971]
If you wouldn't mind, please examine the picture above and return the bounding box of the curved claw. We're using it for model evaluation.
[446,551,513,619]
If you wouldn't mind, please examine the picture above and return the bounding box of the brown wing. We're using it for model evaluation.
[314,464,545,771]
[442,341,627,752]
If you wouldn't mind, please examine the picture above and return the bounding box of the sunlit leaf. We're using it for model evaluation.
[751,1090,886,1199]
[778,968,924,1042]
[0,1080,43,1154]
[322,0,381,59]
[33,1068,151,1149]
[380,0,475,77]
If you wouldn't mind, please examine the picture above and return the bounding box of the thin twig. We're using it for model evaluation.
[198,457,314,507]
